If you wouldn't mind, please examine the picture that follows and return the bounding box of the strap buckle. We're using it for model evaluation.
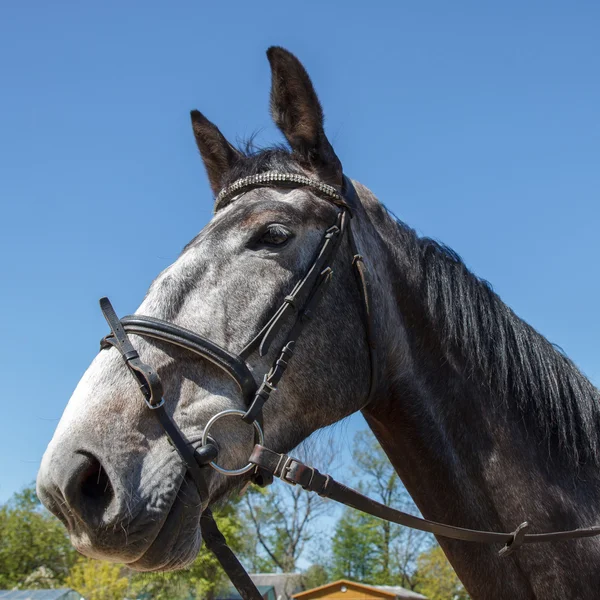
[325,225,340,238]
[262,373,277,393]
[279,456,299,486]
[144,396,165,410]
[278,456,319,491]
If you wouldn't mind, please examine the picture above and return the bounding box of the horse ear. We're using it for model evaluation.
[190,110,242,195]
[266,47,343,186]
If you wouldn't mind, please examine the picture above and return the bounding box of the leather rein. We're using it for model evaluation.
[99,171,600,600]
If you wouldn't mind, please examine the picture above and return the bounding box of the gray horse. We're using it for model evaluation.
[37,47,600,599]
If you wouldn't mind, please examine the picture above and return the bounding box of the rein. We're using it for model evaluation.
[99,171,600,600]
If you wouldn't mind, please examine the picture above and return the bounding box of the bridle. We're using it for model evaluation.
[99,172,376,598]
[100,172,376,481]
[99,171,600,600]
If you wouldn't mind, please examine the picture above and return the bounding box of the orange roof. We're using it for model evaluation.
[292,579,404,599]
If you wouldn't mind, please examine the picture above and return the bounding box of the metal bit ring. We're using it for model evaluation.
[201,409,264,476]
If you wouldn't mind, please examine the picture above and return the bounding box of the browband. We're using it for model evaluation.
[214,171,350,212]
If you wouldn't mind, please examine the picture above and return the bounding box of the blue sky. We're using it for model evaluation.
[1,2,599,504]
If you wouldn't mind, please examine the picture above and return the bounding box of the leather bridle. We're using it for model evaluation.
[100,172,376,478]
[99,171,600,600]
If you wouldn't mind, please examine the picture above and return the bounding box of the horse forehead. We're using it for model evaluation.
[210,187,337,231]
[136,188,336,319]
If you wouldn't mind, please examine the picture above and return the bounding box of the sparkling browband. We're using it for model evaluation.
[214,171,345,212]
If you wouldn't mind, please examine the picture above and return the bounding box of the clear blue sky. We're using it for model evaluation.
[1,2,599,504]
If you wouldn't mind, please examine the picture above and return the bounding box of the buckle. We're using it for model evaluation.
[279,457,316,489]
[261,373,277,393]
[144,396,165,410]
[280,456,298,485]
[325,225,340,238]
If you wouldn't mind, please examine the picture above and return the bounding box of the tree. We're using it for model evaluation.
[0,484,249,599]
[65,558,128,600]
[301,564,329,590]
[392,525,434,591]
[350,430,432,588]
[330,508,380,583]
[243,442,336,572]
[20,566,63,589]
[0,484,77,588]
[414,545,470,600]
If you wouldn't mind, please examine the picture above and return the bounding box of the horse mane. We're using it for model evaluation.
[386,210,600,466]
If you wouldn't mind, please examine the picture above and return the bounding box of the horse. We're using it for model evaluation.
[37,47,600,599]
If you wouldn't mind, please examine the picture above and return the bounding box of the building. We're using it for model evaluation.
[292,580,427,600]
[0,591,82,600]
[216,584,276,600]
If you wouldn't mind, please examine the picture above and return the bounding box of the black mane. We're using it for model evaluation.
[390,213,600,466]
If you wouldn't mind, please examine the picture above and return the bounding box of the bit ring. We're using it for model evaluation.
[201,409,264,476]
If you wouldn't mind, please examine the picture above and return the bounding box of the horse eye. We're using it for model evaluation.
[257,224,291,247]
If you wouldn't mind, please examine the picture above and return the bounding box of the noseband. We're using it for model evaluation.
[99,172,600,600]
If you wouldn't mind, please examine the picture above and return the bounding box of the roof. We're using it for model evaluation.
[374,585,427,599]
[0,591,82,600]
[249,573,304,600]
[292,580,427,600]
[217,584,275,599]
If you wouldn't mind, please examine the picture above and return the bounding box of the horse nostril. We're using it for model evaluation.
[80,457,113,504]
[65,453,115,525]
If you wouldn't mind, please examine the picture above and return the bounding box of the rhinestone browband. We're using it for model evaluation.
[214,171,345,212]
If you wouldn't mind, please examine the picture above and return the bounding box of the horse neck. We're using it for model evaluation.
[354,186,600,598]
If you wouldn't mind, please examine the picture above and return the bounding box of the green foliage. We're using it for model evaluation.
[414,545,470,600]
[329,431,431,588]
[330,508,380,582]
[65,558,129,600]
[301,564,329,590]
[11,486,40,511]
[0,484,77,589]
[0,437,466,600]
[0,483,249,600]
[243,445,333,573]
[20,566,63,589]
